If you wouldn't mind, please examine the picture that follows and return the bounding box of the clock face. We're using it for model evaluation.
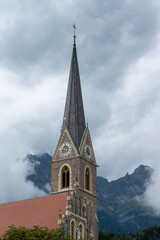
[84,144,92,159]
[59,142,72,157]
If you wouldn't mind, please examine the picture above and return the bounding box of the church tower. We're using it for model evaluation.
[51,29,98,240]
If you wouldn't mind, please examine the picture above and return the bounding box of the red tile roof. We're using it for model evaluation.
[0,193,68,235]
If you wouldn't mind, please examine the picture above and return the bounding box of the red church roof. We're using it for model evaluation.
[0,193,68,235]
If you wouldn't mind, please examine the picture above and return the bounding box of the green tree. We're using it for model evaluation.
[98,231,136,240]
[99,231,113,239]
[136,225,160,240]
[0,225,71,240]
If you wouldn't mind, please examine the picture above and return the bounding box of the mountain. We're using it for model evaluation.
[25,153,160,234]
[97,166,160,234]
[25,153,51,193]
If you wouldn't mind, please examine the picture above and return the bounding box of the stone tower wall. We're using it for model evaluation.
[51,155,98,239]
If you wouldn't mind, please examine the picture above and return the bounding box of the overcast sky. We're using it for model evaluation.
[0,0,160,211]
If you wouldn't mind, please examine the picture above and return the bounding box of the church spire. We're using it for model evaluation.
[62,26,86,149]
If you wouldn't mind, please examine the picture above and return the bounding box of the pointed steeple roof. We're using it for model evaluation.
[62,35,86,149]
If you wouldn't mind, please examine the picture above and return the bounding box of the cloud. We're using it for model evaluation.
[0,153,46,204]
[95,34,160,179]
[94,31,160,214]
[144,167,160,215]
[0,0,160,207]
[0,67,67,203]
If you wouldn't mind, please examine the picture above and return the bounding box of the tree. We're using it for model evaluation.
[136,225,160,240]
[98,231,135,240]
[0,225,71,240]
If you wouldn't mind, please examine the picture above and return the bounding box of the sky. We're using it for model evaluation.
[0,0,160,212]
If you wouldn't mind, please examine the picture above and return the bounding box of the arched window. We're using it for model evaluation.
[71,220,75,239]
[65,220,68,233]
[79,224,84,239]
[61,166,70,188]
[85,167,90,191]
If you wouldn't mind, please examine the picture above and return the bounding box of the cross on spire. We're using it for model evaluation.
[73,24,76,34]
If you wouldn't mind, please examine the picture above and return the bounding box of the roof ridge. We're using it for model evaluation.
[0,193,68,206]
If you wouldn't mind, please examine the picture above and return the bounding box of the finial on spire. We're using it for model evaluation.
[73,23,76,46]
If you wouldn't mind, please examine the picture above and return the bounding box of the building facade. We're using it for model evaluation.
[51,35,98,239]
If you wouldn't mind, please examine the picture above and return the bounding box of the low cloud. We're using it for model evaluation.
[0,68,66,203]
[143,167,160,215]
[95,36,160,180]
[0,152,46,204]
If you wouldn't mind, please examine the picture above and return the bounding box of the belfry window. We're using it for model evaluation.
[61,166,70,188]
[85,167,90,191]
